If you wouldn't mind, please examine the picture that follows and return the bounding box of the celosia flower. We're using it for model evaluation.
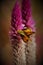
[22,0,35,32]
[10,1,24,41]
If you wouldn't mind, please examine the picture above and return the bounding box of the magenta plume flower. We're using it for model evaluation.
[22,0,35,32]
[10,1,24,41]
[22,0,31,21]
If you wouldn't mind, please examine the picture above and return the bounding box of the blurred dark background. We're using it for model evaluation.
[0,0,43,65]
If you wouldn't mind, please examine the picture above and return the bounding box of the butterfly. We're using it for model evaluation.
[17,28,35,43]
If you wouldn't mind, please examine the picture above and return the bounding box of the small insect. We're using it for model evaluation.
[17,28,35,43]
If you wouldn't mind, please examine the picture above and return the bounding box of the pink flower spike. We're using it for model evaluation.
[22,0,35,31]
[22,0,31,21]
[10,1,24,41]
[12,1,23,30]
